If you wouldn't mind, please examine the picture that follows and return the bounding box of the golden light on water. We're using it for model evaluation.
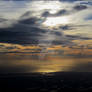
[0,53,92,74]
[42,16,70,27]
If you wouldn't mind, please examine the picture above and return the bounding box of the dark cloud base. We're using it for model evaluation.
[0,24,44,45]
[0,19,69,46]
[0,23,91,46]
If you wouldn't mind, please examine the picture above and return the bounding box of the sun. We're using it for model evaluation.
[42,16,70,28]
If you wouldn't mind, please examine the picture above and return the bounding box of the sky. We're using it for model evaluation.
[0,0,92,73]
[0,0,92,47]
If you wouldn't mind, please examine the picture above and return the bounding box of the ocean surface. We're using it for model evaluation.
[0,53,92,92]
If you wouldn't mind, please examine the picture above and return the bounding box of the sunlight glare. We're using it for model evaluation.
[42,16,70,27]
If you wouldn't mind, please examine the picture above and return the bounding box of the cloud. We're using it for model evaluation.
[0,18,17,28]
[19,17,39,25]
[0,1,25,19]
[0,0,92,49]
[41,2,89,19]
[85,15,92,20]
[0,24,70,46]
[0,17,76,48]
[42,9,69,17]
[59,0,79,2]
[73,5,88,11]
[20,11,32,19]
[66,35,92,40]
[0,24,44,45]
[59,25,74,30]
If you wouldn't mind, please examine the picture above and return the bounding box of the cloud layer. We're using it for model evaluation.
[0,0,92,51]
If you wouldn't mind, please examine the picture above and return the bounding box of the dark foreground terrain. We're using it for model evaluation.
[0,72,92,92]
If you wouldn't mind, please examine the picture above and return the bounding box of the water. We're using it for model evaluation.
[0,52,92,74]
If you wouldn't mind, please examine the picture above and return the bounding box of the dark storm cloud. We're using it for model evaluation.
[73,5,88,11]
[19,11,43,26]
[0,23,72,46]
[19,17,39,25]
[0,14,47,45]
[66,35,92,40]
[0,23,46,45]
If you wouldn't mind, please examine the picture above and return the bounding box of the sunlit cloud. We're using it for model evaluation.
[42,16,70,27]
[0,0,92,53]
[0,53,92,73]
